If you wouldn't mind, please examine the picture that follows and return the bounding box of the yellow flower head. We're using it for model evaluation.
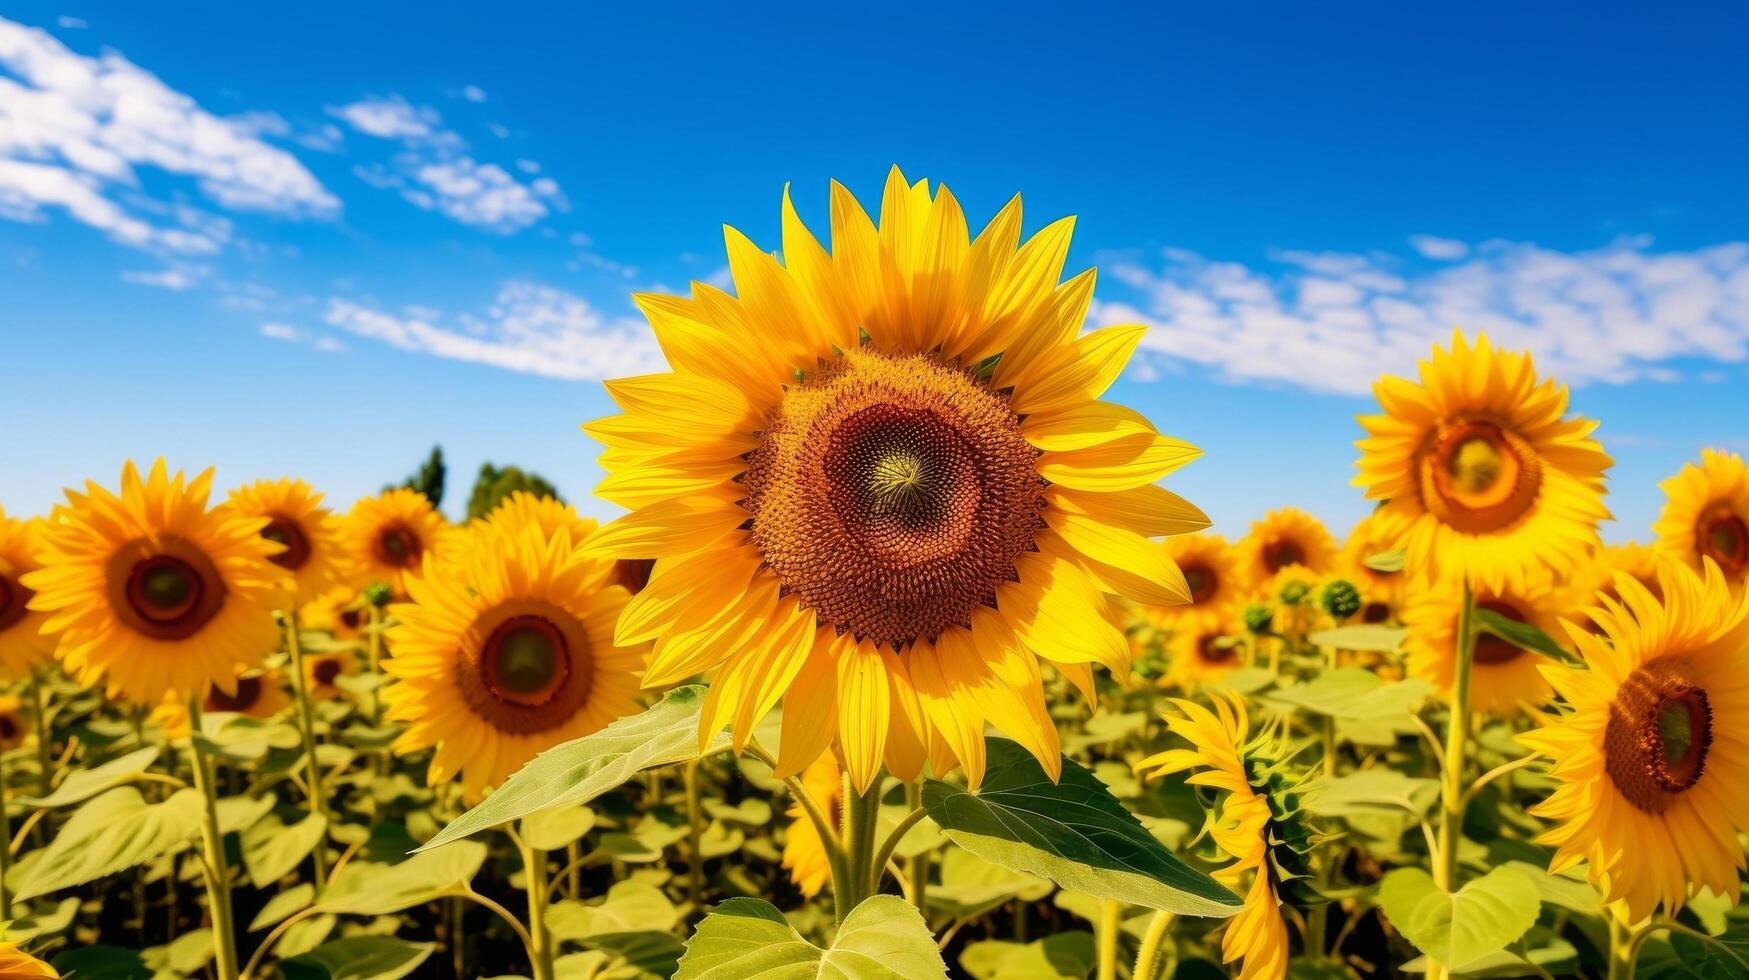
[0,509,53,679]
[0,942,58,979]
[151,667,294,737]
[341,488,450,597]
[299,584,366,645]
[583,169,1208,790]
[1336,512,1408,622]
[1238,508,1336,586]
[1653,448,1749,589]
[479,490,596,542]
[1354,331,1612,594]
[223,478,345,604]
[0,693,29,751]
[1161,622,1245,692]
[22,460,288,706]
[1148,534,1245,636]
[1520,559,1749,921]
[781,753,843,898]
[1558,542,1663,635]
[384,508,647,800]
[1401,571,1566,716]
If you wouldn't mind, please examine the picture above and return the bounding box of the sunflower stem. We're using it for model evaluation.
[840,772,884,917]
[1429,581,1477,980]
[29,665,53,800]
[0,744,12,919]
[1132,910,1176,980]
[365,603,388,780]
[518,833,556,980]
[1096,898,1122,980]
[904,780,929,915]
[684,758,705,912]
[188,695,242,980]
[282,609,330,889]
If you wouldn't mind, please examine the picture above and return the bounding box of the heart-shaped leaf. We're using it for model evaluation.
[674,895,947,979]
[16,787,203,900]
[1379,865,1540,967]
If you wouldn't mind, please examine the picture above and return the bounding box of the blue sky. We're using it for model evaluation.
[3,3,1745,545]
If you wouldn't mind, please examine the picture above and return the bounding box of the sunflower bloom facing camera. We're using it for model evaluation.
[1653,448,1749,590]
[22,460,288,706]
[342,488,450,597]
[1354,331,1611,593]
[1521,559,1749,921]
[1401,570,1566,715]
[223,479,345,604]
[384,510,646,800]
[584,169,1206,789]
[0,508,53,679]
[1150,534,1245,636]
[1239,507,1336,586]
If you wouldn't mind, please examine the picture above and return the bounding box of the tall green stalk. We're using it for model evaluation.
[1096,899,1122,980]
[188,696,241,980]
[1428,581,1477,980]
[519,835,556,980]
[282,609,329,886]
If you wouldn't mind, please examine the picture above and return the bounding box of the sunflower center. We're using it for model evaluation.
[1197,633,1237,665]
[1697,504,1748,575]
[1361,601,1392,624]
[261,515,313,572]
[1605,663,1713,814]
[456,601,596,735]
[1261,538,1305,574]
[0,573,32,632]
[0,713,18,742]
[207,674,264,713]
[744,348,1042,647]
[1421,420,1543,533]
[1183,563,1219,604]
[1471,599,1529,664]
[313,658,343,686]
[376,524,422,569]
[483,617,569,705]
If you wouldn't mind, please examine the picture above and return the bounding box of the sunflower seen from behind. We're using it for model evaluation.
[1401,569,1566,716]
[384,507,646,800]
[22,460,287,706]
[584,169,1207,790]
[342,488,449,597]
[1520,559,1749,920]
[1654,448,1749,590]
[1354,331,1611,593]
[0,508,52,679]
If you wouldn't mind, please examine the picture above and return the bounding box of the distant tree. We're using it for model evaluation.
[467,462,563,520]
[386,445,446,507]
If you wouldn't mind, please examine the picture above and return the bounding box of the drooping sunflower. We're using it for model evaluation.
[1136,695,1293,980]
[341,488,450,596]
[1400,570,1566,715]
[22,460,288,706]
[1336,513,1408,623]
[223,479,345,604]
[1520,559,1749,920]
[0,943,57,979]
[1653,448,1748,589]
[0,508,53,678]
[1148,534,1245,636]
[781,753,843,898]
[583,169,1207,789]
[384,510,646,799]
[1238,508,1336,586]
[0,693,29,751]
[1354,331,1612,594]
[150,667,295,737]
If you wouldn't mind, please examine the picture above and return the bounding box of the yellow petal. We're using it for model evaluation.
[836,639,890,793]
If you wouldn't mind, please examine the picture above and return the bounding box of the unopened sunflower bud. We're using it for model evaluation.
[363,582,393,608]
[1279,579,1310,605]
[1243,603,1274,635]
[1320,579,1361,620]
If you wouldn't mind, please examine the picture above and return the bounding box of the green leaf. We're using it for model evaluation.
[1307,624,1407,652]
[50,944,151,979]
[242,812,328,886]
[548,882,679,941]
[1378,865,1540,968]
[674,895,948,979]
[420,685,727,851]
[316,841,487,915]
[16,787,203,900]
[282,936,436,980]
[1364,549,1406,573]
[1305,769,1439,817]
[922,738,1240,917]
[959,933,1096,980]
[250,883,316,931]
[17,746,159,808]
[144,928,214,975]
[929,848,1053,920]
[520,805,597,851]
[581,930,688,977]
[1271,669,1432,723]
[1401,932,1579,977]
[1473,608,1572,662]
[1,896,80,943]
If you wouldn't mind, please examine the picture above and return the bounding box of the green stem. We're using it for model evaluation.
[189,696,241,980]
[744,742,852,925]
[283,610,329,888]
[365,604,387,780]
[1132,910,1176,980]
[1096,899,1122,980]
[1607,911,1636,980]
[1428,582,1477,980]
[904,781,929,915]
[29,666,52,799]
[840,772,884,916]
[0,744,12,919]
[684,758,705,911]
[519,834,556,980]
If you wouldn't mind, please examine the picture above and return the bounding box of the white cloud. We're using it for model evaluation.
[1097,238,1749,396]
[1409,235,1470,261]
[460,84,486,103]
[0,17,337,254]
[324,281,664,380]
[261,321,346,352]
[55,16,85,29]
[260,321,300,341]
[122,265,206,290]
[328,95,441,141]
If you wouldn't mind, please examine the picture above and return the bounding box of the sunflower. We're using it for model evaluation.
[0,943,57,979]
[1136,695,1291,980]
[781,753,843,898]
[1259,565,1324,637]
[223,479,345,604]
[1560,542,1662,634]
[299,585,366,646]
[1147,534,1245,636]
[0,693,29,751]
[480,490,596,541]
[384,510,646,800]
[150,667,295,737]
[1520,559,1749,920]
[0,508,53,679]
[1653,448,1749,588]
[1239,508,1336,586]
[22,460,288,706]
[1336,513,1407,623]
[1400,570,1566,715]
[1354,331,1612,594]
[341,488,450,596]
[1163,622,1245,692]
[583,169,1206,789]
[302,649,359,701]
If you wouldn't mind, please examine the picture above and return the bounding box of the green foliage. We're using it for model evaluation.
[1473,607,1575,663]
[281,936,436,980]
[387,444,445,506]
[1320,579,1362,620]
[1379,865,1540,968]
[673,896,948,979]
[466,461,563,519]
[16,787,203,901]
[315,841,487,915]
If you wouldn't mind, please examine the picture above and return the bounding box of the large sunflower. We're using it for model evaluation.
[1354,332,1612,594]
[1520,559,1749,920]
[384,510,646,800]
[341,488,450,596]
[22,460,287,706]
[1336,513,1407,623]
[1653,448,1748,588]
[1137,695,1291,980]
[1238,508,1336,586]
[1148,534,1245,636]
[583,169,1206,789]
[1400,570,1566,715]
[0,508,53,678]
[223,479,345,604]
[781,753,843,898]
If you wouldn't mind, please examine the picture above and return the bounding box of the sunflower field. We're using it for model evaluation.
[3,171,1748,980]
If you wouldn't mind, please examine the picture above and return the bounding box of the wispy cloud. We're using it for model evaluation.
[1097,237,1749,396]
[0,17,338,254]
[323,281,663,380]
[121,266,206,290]
[260,321,345,352]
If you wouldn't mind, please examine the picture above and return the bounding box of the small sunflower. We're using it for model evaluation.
[1137,695,1295,980]
[1401,571,1566,715]
[299,585,366,646]
[22,460,288,706]
[1238,508,1336,586]
[341,488,450,596]
[0,693,30,750]
[1163,623,1245,692]
[1148,534,1245,636]
[1354,331,1612,594]
[303,649,359,701]
[0,508,53,678]
[1520,559,1749,920]
[223,479,345,604]
[151,667,295,737]
[781,753,843,898]
[1336,513,1407,623]
[584,169,1207,790]
[0,943,57,979]
[1653,448,1749,588]
[384,510,646,800]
